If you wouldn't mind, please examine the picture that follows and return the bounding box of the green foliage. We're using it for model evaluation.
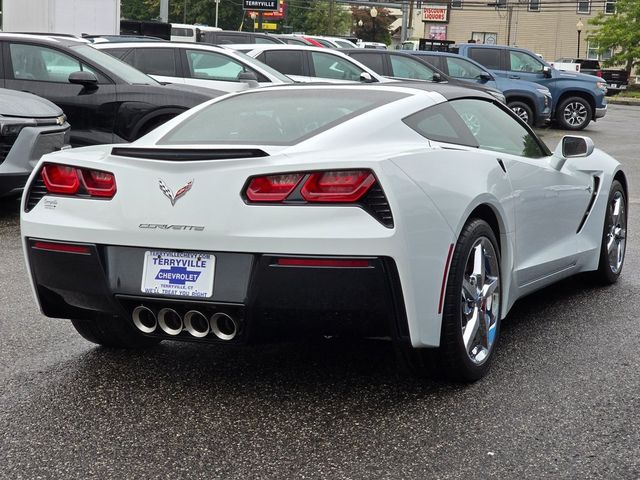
[304,1,352,36]
[588,0,640,72]
[352,7,393,45]
[121,0,245,30]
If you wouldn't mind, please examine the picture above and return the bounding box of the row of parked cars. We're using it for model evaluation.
[0,32,608,199]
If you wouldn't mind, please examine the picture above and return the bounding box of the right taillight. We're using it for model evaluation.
[243,169,393,228]
[40,163,117,199]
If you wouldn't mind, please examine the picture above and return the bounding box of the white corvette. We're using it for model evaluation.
[21,84,627,381]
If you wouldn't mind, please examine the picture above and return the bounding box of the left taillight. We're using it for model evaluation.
[40,163,116,199]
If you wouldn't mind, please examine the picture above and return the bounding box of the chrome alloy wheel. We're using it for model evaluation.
[511,106,529,124]
[563,101,588,127]
[607,190,626,274]
[461,237,500,365]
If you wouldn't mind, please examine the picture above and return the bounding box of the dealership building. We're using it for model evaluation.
[406,0,616,62]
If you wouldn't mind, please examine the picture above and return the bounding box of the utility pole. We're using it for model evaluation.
[401,0,409,42]
[160,0,169,22]
[215,0,220,28]
[183,0,187,23]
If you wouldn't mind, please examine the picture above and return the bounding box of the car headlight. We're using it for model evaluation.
[0,118,37,137]
[596,81,607,91]
[536,87,552,97]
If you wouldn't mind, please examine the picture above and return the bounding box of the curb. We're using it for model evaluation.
[606,97,640,106]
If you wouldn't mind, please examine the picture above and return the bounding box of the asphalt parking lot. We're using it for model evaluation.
[1,105,639,479]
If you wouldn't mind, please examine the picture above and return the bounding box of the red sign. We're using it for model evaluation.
[422,5,448,22]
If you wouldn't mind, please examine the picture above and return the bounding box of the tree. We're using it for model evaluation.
[121,0,244,30]
[304,1,352,36]
[588,0,640,72]
[352,6,393,45]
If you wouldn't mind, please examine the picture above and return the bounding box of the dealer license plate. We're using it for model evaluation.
[141,250,215,298]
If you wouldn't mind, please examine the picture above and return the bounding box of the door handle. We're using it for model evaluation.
[508,75,520,79]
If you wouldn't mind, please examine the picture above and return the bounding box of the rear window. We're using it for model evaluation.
[158,89,408,146]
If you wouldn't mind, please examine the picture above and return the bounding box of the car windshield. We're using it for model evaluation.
[231,50,293,83]
[158,89,408,146]
[71,44,160,85]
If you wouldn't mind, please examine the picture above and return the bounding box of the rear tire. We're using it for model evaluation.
[508,100,534,126]
[71,315,161,349]
[593,180,627,284]
[397,219,502,382]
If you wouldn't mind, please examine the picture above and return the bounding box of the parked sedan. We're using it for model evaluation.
[343,49,550,126]
[0,89,70,197]
[0,34,222,146]
[94,42,293,92]
[21,84,626,382]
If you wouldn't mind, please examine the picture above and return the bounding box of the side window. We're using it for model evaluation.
[468,48,502,70]
[102,48,129,60]
[10,43,82,82]
[390,55,435,81]
[186,50,250,82]
[403,103,479,147]
[255,36,282,44]
[509,51,544,73]
[261,50,305,76]
[446,57,486,79]
[450,99,547,158]
[132,48,177,76]
[310,52,363,81]
[348,53,385,75]
[216,34,248,44]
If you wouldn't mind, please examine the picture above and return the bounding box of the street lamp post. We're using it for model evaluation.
[576,19,584,58]
[250,12,257,32]
[370,7,378,43]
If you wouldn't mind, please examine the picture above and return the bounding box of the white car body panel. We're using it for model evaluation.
[20,85,625,348]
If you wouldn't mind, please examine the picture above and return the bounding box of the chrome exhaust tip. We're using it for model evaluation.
[158,308,183,336]
[184,310,210,338]
[210,312,238,341]
[132,305,157,333]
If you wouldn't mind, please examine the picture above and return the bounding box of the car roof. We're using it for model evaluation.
[0,32,89,47]
[94,41,229,52]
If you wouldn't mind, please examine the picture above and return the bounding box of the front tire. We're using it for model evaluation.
[556,96,592,130]
[508,100,534,126]
[397,219,502,382]
[593,180,627,284]
[71,315,161,349]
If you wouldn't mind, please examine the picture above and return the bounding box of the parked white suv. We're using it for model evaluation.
[94,42,293,92]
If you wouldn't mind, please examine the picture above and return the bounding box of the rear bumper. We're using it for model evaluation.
[26,239,410,344]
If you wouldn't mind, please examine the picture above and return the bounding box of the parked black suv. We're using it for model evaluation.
[0,34,222,146]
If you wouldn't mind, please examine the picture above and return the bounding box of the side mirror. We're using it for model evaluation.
[359,72,375,83]
[68,70,98,88]
[432,73,443,83]
[550,135,595,170]
[478,72,492,82]
[238,71,259,88]
[543,66,552,78]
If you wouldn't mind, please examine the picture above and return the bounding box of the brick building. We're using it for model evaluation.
[407,0,616,62]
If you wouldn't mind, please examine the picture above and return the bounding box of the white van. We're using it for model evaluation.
[170,23,221,42]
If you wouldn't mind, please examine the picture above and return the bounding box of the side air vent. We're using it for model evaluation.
[110,148,269,161]
[359,183,394,228]
[25,175,47,212]
[576,176,600,233]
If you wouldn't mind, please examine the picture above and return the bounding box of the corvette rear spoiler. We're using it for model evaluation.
[110,147,269,161]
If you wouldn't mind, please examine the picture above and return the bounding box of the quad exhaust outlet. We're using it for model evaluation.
[131,305,239,341]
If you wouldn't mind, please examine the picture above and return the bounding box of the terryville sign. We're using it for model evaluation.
[243,0,278,11]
